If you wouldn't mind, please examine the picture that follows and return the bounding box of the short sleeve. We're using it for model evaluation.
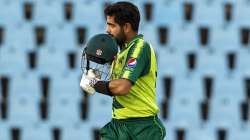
[120,41,151,83]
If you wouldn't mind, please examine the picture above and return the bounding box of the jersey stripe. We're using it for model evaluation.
[122,70,130,79]
[130,39,144,58]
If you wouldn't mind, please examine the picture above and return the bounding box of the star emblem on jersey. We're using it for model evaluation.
[127,58,137,68]
[96,49,102,56]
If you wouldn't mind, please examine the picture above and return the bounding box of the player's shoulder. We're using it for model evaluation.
[132,37,151,51]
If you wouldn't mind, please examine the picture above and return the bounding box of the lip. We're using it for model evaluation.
[108,33,114,38]
[110,35,116,40]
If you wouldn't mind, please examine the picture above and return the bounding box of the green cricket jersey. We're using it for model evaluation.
[110,34,159,119]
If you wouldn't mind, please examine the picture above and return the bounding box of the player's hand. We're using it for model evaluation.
[80,69,100,95]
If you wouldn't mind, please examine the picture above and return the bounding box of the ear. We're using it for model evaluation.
[123,23,132,33]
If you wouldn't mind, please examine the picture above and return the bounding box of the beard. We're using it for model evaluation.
[109,29,126,47]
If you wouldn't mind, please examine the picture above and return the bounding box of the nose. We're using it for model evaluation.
[106,26,111,34]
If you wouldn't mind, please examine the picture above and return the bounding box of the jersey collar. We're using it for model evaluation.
[122,34,143,51]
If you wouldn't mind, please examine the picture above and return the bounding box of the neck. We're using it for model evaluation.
[125,32,137,44]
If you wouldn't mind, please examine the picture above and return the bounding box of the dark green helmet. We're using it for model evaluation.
[84,33,118,64]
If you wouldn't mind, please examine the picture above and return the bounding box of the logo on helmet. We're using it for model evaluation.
[96,49,102,56]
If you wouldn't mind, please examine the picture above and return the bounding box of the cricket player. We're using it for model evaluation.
[80,1,166,140]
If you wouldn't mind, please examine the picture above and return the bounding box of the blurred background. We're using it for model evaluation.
[0,0,250,140]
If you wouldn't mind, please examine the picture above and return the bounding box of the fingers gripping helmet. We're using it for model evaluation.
[81,33,118,80]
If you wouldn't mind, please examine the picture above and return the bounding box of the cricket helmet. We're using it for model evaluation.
[81,33,118,80]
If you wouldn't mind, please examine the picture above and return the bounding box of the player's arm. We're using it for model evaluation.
[91,79,131,96]
[93,41,150,96]
[80,70,132,96]
[108,79,132,95]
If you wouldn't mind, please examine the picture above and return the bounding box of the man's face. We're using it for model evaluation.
[106,16,126,46]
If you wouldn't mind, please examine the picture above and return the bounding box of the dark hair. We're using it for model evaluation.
[104,1,140,32]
